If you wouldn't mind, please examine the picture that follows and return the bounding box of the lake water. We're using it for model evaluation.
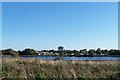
[19,56,120,60]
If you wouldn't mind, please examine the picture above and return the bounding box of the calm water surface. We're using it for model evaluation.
[19,56,120,60]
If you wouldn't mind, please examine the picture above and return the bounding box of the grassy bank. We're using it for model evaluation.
[1,58,120,80]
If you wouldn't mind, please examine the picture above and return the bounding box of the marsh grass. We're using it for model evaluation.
[1,58,120,79]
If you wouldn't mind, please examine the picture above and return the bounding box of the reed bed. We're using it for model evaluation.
[1,58,120,80]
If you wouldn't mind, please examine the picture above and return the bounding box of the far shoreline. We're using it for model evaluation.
[2,55,120,57]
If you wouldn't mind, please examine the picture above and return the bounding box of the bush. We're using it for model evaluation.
[11,53,19,57]
[54,57,63,61]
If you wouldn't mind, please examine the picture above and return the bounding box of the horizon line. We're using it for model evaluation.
[1,47,118,51]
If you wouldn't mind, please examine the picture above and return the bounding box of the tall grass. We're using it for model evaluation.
[1,58,120,79]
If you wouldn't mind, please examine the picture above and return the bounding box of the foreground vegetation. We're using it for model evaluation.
[1,58,120,79]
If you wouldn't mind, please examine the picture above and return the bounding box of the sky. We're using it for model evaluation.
[2,2,118,50]
[0,2,2,49]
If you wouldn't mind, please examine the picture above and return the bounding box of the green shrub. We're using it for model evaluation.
[35,71,46,80]
[11,53,19,57]
[2,63,12,76]
[54,57,63,61]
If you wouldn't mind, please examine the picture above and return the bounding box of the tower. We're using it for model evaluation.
[58,46,64,51]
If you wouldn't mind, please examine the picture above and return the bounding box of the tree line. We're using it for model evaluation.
[1,48,120,57]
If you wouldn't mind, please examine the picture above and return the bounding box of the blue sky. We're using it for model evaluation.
[0,2,2,49]
[2,2,118,50]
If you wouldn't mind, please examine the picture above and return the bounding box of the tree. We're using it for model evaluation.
[60,52,65,56]
[88,49,95,57]
[81,49,88,56]
[96,48,102,55]
[48,50,54,52]
[108,49,120,55]
[21,48,38,55]
[102,49,108,55]
[72,50,80,56]
[2,49,18,55]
